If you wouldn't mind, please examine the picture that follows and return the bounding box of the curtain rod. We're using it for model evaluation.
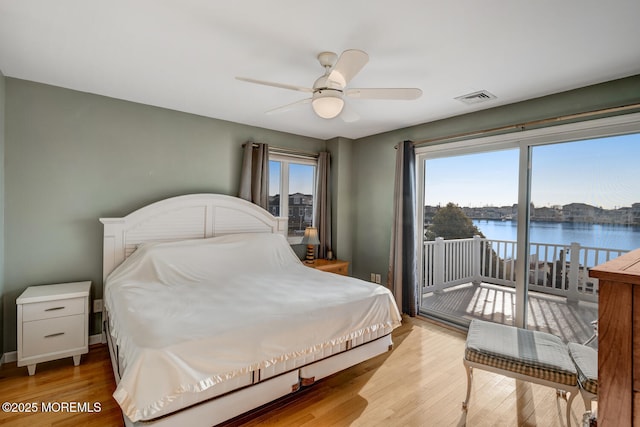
[243,142,319,159]
[411,103,640,147]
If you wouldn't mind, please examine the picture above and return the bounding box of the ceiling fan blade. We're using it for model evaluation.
[236,77,313,93]
[345,87,423,100]
[328,49,369,87]
[339,102,359,123]
[265,97,312,115]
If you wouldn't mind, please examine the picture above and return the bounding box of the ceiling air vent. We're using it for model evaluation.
[455,90,497,105]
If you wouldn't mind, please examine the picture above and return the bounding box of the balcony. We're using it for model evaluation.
[421,236,628,344]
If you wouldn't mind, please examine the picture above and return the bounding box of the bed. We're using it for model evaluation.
[100,194,402,426]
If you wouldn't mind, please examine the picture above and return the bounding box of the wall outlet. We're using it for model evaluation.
[93,299,103,313]
[370,273,376,282]
[374,274,381,284]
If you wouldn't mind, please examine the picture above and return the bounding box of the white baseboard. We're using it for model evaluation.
[89,333,104,346]
[2,350,17,364]
[1,334,104,366]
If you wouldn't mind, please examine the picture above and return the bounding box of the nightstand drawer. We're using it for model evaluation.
[22,297,85,321]
[325,263,349,276]
[311,260,349,276]
[22,315,85,358]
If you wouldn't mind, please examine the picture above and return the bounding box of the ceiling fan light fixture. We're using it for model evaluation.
[237,49,421,121]
[311,90,344,119]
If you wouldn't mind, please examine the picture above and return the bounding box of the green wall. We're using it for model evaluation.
[349,75,640,283]
[3,79,325,351]
[326,137,354,266]
[1,74,639,354]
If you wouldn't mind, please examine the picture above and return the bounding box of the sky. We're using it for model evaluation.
[269,162,315,195]
[270,132,640,210]
[424,133,640,209]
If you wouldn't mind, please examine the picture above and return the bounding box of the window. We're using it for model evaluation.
[268,154,317,242]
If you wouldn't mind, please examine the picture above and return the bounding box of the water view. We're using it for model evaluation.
[473,219,640,252]
[420,129,640,343]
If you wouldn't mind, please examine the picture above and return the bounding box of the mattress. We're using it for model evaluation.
[104,233,402,422]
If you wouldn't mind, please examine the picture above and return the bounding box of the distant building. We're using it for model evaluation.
[269,193,313,235]
[268,194,280,217]
[288,192,313,234]
[531,206,563,222]
[424,202,639,226]
[633,203,640,226]
[562,203,602,223]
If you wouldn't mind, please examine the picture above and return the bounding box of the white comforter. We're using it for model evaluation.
[104,233,402,422]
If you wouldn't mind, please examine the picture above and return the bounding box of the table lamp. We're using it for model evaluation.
[301,227,320,264]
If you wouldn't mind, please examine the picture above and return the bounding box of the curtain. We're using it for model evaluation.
[238,142,269,210]
[388,140,418,316]
[314,152,332,259]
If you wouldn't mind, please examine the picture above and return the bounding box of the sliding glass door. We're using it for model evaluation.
[419,149,520,326]
[527,135,640,343]
[416,113,640,340]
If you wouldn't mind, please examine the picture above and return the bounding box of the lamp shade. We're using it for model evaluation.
[301,227,320,245]
[311,93,344,119]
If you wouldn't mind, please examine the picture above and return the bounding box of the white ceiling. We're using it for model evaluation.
[1,0,639,140]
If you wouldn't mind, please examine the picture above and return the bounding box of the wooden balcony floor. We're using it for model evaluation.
[421,282,598,345]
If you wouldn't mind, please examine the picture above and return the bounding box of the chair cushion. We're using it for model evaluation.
[568,342,598,395]
[465,319,577,387]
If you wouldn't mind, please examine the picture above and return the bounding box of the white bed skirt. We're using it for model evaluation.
[105,308,394,427]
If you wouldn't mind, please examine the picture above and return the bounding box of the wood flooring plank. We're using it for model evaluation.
[1,316,589,426]
[0,344,123,427]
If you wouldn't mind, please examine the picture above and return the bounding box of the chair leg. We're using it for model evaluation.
[462,361,473,411]
[565,388,577,427]
[582,391,592,412]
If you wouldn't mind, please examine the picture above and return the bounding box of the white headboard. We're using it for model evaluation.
[100,194,287,281]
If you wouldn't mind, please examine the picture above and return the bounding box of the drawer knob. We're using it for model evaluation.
[44,332,65,338]
[45,306,66,311]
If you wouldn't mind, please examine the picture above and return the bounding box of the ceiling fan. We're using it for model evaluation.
[236,49,422,121]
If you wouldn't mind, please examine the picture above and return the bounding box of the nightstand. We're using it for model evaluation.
[306,259,350,276]
[17,281,91,375]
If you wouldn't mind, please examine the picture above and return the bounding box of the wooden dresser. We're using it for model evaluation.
[589,248,640,426]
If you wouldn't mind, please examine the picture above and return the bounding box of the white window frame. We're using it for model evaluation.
[269,153,318,244]
[416,111,640,327]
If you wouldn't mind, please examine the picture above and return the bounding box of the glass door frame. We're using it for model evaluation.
[415,112,640,328]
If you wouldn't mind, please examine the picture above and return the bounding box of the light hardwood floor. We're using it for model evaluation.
[0,344,122,427]
[0,316,589,426]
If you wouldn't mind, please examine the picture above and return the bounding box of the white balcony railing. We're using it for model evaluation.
[423,236,629,302]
